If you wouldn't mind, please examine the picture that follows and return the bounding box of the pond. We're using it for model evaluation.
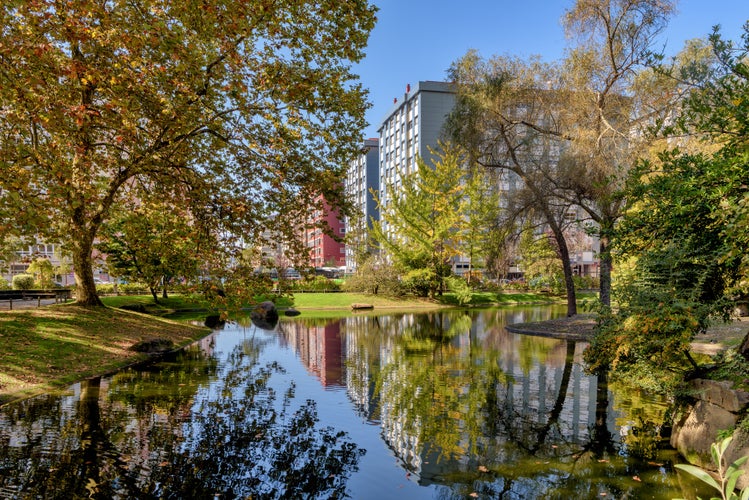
[0,306,710,499]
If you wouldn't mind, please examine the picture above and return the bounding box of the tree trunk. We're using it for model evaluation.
[599,228,613,308]
[548,220,578,317]
[150,287,159,303]
[71,230,103,307]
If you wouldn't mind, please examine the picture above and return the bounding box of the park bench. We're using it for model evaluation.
[0,289,73,310]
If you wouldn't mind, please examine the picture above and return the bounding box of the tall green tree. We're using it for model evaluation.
[26,257,55,288]
[459,165,502,284]
[371,144,467,298]
[0,0,376,306]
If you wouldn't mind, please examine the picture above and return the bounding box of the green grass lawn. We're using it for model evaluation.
[101,290,598,312]
[0,304,209,405]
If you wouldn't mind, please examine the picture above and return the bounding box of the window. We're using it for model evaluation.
[340,228,346,234]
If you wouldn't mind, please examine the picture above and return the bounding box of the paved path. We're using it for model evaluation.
[0,297,71,311]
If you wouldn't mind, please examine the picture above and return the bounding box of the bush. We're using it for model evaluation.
[401,268,436,297]
[12,274,35,290]
[290,276,340,292]
[96,283,116,295]
[445,276,472,306]
[342,259,405,296]
[0,279,10,290]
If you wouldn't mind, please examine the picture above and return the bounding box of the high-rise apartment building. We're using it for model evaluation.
[344,138,380,272]
[377,81,456,234]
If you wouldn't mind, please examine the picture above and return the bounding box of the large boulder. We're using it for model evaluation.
[671,379,749,489]
[251,301,279,330]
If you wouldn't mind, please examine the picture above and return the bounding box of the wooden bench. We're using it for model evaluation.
[0,289,73,310]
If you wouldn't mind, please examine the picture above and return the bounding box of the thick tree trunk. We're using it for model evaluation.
[72,232,103,307]
[548,221,578,317]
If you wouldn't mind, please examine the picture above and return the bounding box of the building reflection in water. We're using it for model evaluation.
[280,308,622,486]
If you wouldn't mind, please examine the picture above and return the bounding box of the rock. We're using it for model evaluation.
[671,378,749,489]
[284,308,301,317]
[251,301,278,330]
[671,400,737,468]
[725,429,749,490]
[692,379,749,413]
[204,314,225,329]
[129,338,174,354]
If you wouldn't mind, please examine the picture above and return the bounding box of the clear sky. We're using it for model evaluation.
[355,0,749,138]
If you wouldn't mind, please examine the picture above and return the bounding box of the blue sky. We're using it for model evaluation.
[355,0,749,138]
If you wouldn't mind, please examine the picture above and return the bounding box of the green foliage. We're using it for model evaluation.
[444,276,473,306]
[0,279,10,290]
[401,268,438,298]
[341,257,405,296]
[674,436,749,500]
[98,202,203,299]
[289,276,341,292]
[709,350,749,391]
[0,0,376,304]
[589,25,749,386]
[584,286,702,393]
[370,143,471,298]
[26,257,55,288]
[518,227,564,294]
[11,274,35,290]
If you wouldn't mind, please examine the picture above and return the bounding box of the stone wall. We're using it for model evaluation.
[671,379,749,489]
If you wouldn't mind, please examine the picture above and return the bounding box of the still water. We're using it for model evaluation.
[0,306,709,499]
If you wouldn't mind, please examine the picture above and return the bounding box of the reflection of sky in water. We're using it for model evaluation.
[0,306,710,499]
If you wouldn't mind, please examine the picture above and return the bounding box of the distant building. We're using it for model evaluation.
[306,195,346,269]
[344,138,380,272]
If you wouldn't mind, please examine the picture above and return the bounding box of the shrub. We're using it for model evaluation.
[12,274,35,290]
[290,276,341,292]
[95,283,116,295]
[342,259,405,296]
[401,268,436,297]
[0,279,10,290]
[445,276,472,306]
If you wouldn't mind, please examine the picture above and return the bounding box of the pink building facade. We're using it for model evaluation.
[306,196,346,269]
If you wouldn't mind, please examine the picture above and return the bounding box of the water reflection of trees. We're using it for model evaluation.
[337,308,683,498]
[0,333,365,498]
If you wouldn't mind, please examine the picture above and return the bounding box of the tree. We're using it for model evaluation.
[556,0,678,308]
[447,0,680,313]
[447,51,581,316]
[98,200,202,302]
[0,0,376,306]
[517,224,565,293]
[370,143,467,298]
[585,24,749,388]
[26,257,56,288]
[459,165,502,284]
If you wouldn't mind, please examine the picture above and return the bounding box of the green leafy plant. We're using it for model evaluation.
[674,436,749,500]
[11,273,35,290]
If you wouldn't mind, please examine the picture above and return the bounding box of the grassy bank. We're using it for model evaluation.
[0,303,209,405]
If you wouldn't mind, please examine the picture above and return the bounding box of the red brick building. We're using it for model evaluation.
[306,196,346,269]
